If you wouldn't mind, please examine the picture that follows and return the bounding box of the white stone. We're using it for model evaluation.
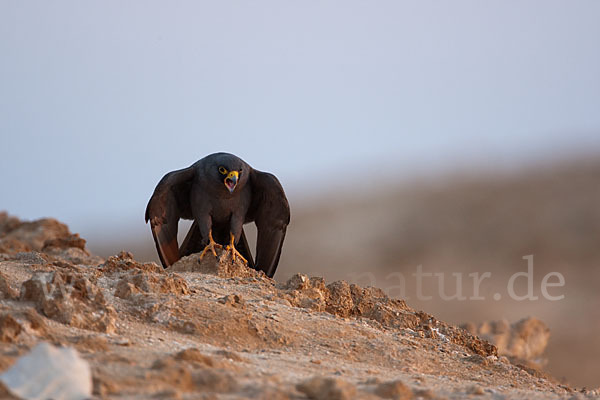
[0,342,92,400]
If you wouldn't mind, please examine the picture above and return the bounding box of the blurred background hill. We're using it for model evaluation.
[2,0,600,388]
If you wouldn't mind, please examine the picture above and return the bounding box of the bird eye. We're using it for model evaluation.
[218,166,227,175]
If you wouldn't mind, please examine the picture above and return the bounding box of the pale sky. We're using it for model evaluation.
[1,1,600,234]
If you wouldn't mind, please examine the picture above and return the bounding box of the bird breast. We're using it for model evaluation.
[207,187,251,223]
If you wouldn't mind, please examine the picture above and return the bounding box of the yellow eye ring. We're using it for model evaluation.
[218,166,228,175]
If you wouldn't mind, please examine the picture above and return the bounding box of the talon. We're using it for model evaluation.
[199,230,222,259]
[225,233,247,264]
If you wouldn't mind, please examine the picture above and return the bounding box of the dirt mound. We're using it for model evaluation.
[0,214,591,399]
[280,274,497,357]
[169,250,265,279]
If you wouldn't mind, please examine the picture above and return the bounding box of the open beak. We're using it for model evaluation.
[224,171,238,193]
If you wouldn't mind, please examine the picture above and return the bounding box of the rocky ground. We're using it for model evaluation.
[0,212,597,399]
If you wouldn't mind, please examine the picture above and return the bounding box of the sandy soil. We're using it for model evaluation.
[0,214,597,399]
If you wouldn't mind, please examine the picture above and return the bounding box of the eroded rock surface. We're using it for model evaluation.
[0,213,588,399]
[280,273,497,357]
[20,271,116,333]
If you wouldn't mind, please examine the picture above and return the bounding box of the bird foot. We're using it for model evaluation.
[199,237,222,260]
[220,233,247,264]
[223,244,247,264]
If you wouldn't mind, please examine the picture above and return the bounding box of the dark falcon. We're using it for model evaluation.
[145,152,290,278]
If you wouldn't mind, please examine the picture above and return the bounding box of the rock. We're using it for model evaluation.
[0,315,22,343]
[42,234,87,251]
[282,274,310,290]
[100,251,163,274]
[461,317,549,364]
[24,308,48,334]
[464,355,492,366]
[150,361,238,393]
[466,385,485,395]
[152,389,183,399]
[0,342,92,400]
[325,281,354,317]
[20,271,116,333]
[114,281,140,299]
[218,294,246,308]
[0,238,31,254]
[0,272,18,300]
[20,272,55,302]
[40,232,101,264]
[413,389,436,399]
[193,368,239,393]
[175,349,216,367]
[8,251,50,264]
[508,318,550,360]
[0,216,71,253]
[296,377,357,400]
[498,356,510,364]
[92,372,120,397]
[72,335,110,353]
[169,320,201,335]
[0,212,21,235]
[150,364,196,392]
[114,270,190,299]
[281,275,328,312]
[249,387,292,400]
[159,349,242,372]
[375,380,413,399]
[44,247,103,265]
[0,213,97,263]
[169,251,262,279]
[214,350,247,363]
[441,323,497,357]
[279,275,495,357]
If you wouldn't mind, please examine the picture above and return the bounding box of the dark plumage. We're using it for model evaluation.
[145,152,290,278]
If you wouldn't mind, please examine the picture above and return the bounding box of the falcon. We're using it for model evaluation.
[145,152,290,278]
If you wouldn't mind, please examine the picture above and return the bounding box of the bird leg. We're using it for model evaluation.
[199,230,222,259]
[225,233,247,264]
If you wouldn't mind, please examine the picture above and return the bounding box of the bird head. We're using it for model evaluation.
[218,166,239,193]
[209,153,248,194]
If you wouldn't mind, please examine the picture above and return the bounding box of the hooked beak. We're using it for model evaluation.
[224,171,238,193]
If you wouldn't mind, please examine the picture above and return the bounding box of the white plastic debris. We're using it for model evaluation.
[0,342,92,400]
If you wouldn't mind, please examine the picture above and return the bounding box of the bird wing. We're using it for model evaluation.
[145,166,196,268]
[248,169,290,278]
